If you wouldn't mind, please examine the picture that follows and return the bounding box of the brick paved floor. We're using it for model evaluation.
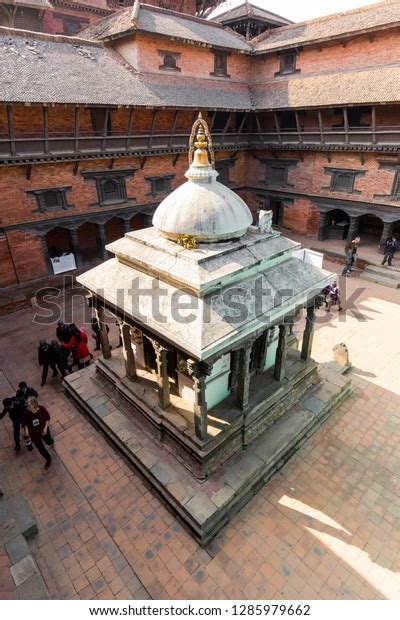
[0,263,400,600]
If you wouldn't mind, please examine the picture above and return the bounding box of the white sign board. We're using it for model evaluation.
[293,248,323,269]
[50,253,77,275]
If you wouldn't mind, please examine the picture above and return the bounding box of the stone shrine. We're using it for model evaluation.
[65,114,351,544]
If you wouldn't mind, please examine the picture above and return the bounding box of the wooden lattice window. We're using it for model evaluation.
[280,52,297,74]
[212,51,230,77]
[159,51,181,71]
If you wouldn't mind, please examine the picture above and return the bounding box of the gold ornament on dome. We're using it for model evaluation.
[176,234,199,250]
[188,112,215,167]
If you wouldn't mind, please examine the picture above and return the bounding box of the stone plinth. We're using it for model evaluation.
[64,362,351,545]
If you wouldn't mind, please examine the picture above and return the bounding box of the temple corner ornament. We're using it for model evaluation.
[258,209,273,234]
[177,234,199,250]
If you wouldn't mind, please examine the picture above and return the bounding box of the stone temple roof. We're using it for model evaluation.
[80,2,252,51]
[6,0,53,9]
[78,227,332,360]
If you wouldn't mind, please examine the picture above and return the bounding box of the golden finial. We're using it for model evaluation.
[188,112,215,168]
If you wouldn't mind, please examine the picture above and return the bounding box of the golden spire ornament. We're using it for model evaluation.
[188,112,215,168]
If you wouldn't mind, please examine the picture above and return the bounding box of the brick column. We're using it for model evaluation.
[188,360,212,441]
[96,304,111,359]
[347,216,360,242]
[274,324,288,382]
[301,306,316,362]
[317,212,329,241]
[121,322,136,380]
[237,341,253,410]
[68,229,83,268]
[96,223,108,261]
[39,235,53,275]
[380,222,393,245]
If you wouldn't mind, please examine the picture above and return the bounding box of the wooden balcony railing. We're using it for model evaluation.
[0,126,399,162]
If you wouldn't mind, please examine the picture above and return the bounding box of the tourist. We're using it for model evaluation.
[91,317,101,350]
[16,381,38,401]
[23,397,52,469]
[38,339,59,386]
[342,237,360,276]
[50,340,67,378]
[322,282,342,312]
[56,320,72,370]
[0,397,26,453]
[380,235,397,267]
[61,325,91,370]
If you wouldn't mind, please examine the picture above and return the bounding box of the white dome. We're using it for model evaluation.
[152,166,253,243]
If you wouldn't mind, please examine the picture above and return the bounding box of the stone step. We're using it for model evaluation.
[363,265,400,280]
[359,271,400,289]
[64,363,351,546]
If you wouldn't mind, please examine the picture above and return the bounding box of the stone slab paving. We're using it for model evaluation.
[0,265,399,599]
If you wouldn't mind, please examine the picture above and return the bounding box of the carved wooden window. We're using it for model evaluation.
[101,179,121,203]
[147,176,174,196]
[159,50,181,72]
[62,19,83,35]
[215,159,235,186]
[267,166,287,187]
[212,51,230,77]
[279,52,297,74]
[331,172,355,193]
[27,188,73,213]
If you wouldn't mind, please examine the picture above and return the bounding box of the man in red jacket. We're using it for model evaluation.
[23,397,52,469]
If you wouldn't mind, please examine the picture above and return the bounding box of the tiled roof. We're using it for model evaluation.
[0,30,251,108]
[213,1,291,27]
[254,0,400,52]
[8,0,53,8]
[80,2,252,51]
[252,64,400,110]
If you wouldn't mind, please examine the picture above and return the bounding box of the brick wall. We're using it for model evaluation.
[252,29,400,82]
[116,33,251,82]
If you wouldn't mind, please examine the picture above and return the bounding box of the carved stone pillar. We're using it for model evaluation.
[347,215,360,242]
[380,222,393,245]
[96,305,111,359]
[236,341,253,410]
[121,322,136,380]
[301,305,316,361]
[188,360,212,441]
[274,324,288,382]
[68,228,83,268]
[122,219,131,234]
[152,341,170,410]
[317,212,328,241]
[229,350,240,390]
[96,223,108,261]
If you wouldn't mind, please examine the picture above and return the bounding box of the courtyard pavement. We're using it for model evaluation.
[0,261,400,600]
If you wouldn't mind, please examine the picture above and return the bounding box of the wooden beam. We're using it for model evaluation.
[343,107,349,145]
[73,161,79,176]
[273,113,281,144]
[221,112,232,146]
[26,164,32,180]
[140,156,146,170]
[6,105,15,156]
[325,151,332,163]
[317,110,325,144]
[209,111,217,132]
[255,112,266,146]
[43,106,49,154]
[237,111,249,134]
[101,108,110,150]
[294,110,302,144]
[371,106,377,144]
[74,107,80,152]
[108,158,114,169]
[168,110,179,147]
[148,109,158,148]
[126,108,134,149]
[172,153,180,167]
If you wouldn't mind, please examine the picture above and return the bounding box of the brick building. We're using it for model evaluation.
[0,0,399,308]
